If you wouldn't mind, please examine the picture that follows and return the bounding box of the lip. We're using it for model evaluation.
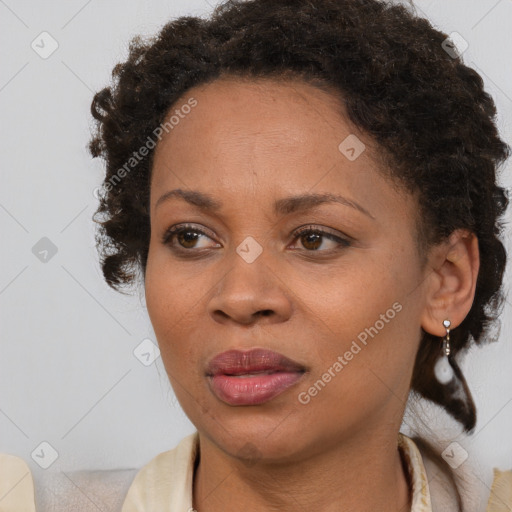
[206,348,306,406]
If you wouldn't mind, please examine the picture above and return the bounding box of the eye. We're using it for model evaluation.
[289,225,351,252]
[161,223,220,251]
[161,223,351,255]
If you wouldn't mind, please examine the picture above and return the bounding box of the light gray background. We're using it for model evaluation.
[1,0,511,488]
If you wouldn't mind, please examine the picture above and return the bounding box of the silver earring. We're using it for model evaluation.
[433,319,454,384]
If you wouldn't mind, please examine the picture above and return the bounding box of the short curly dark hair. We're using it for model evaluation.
[89,0,509,453]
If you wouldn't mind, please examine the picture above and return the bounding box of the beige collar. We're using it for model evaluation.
[122,432,433,512]
[398,433,432,511]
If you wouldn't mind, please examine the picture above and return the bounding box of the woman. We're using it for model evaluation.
[87,0,511,510]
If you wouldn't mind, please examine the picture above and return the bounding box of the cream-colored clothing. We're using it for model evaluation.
[1,435,511,511]
[121,432,512,512]
[0,453,36,512]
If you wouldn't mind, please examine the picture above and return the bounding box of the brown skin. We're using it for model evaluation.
[144,77,479,512]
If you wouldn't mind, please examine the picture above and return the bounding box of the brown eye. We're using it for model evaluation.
[300,232,322,250]
[162,224,220,252]
[291,226,351,252]
[176,230,201,249]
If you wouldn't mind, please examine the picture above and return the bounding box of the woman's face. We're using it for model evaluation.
[145,77,432,462]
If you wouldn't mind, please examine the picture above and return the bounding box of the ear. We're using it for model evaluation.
[420,229,480,335]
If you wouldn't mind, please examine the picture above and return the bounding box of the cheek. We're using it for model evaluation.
[144,252,200,368]
[145,281,203,413]
[291,254,409,346]
[295,306,417,438]
[293,246,421,391]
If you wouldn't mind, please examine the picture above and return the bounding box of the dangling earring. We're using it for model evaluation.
[433,319,455,384]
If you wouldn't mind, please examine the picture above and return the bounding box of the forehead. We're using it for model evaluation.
[156,78,346,156]
[150,76,380,189]
[147,75,419,233]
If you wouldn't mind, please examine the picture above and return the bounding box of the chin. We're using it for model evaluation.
[195,406,315,463]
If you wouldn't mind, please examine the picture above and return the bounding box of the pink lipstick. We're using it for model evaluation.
[206,348,305,406]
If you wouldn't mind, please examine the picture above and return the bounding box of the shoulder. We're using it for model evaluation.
[486,468,512,512]
[0,435,199,512]
[132,431,198,478]
[121,432,199,512]
[33,467,138,512]
[404,435,512,512]
[0,453,36,511]
[1,451,138,512]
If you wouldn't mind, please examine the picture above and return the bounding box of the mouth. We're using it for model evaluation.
[206,348,306,406]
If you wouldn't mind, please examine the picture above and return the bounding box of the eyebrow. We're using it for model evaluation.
[155,188,374,219]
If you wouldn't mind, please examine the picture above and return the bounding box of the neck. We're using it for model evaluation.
[193,428,412,512]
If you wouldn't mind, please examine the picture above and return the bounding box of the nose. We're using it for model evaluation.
[207,251,293,326]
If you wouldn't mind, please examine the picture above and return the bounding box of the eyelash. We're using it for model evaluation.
[161,223,351,255]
